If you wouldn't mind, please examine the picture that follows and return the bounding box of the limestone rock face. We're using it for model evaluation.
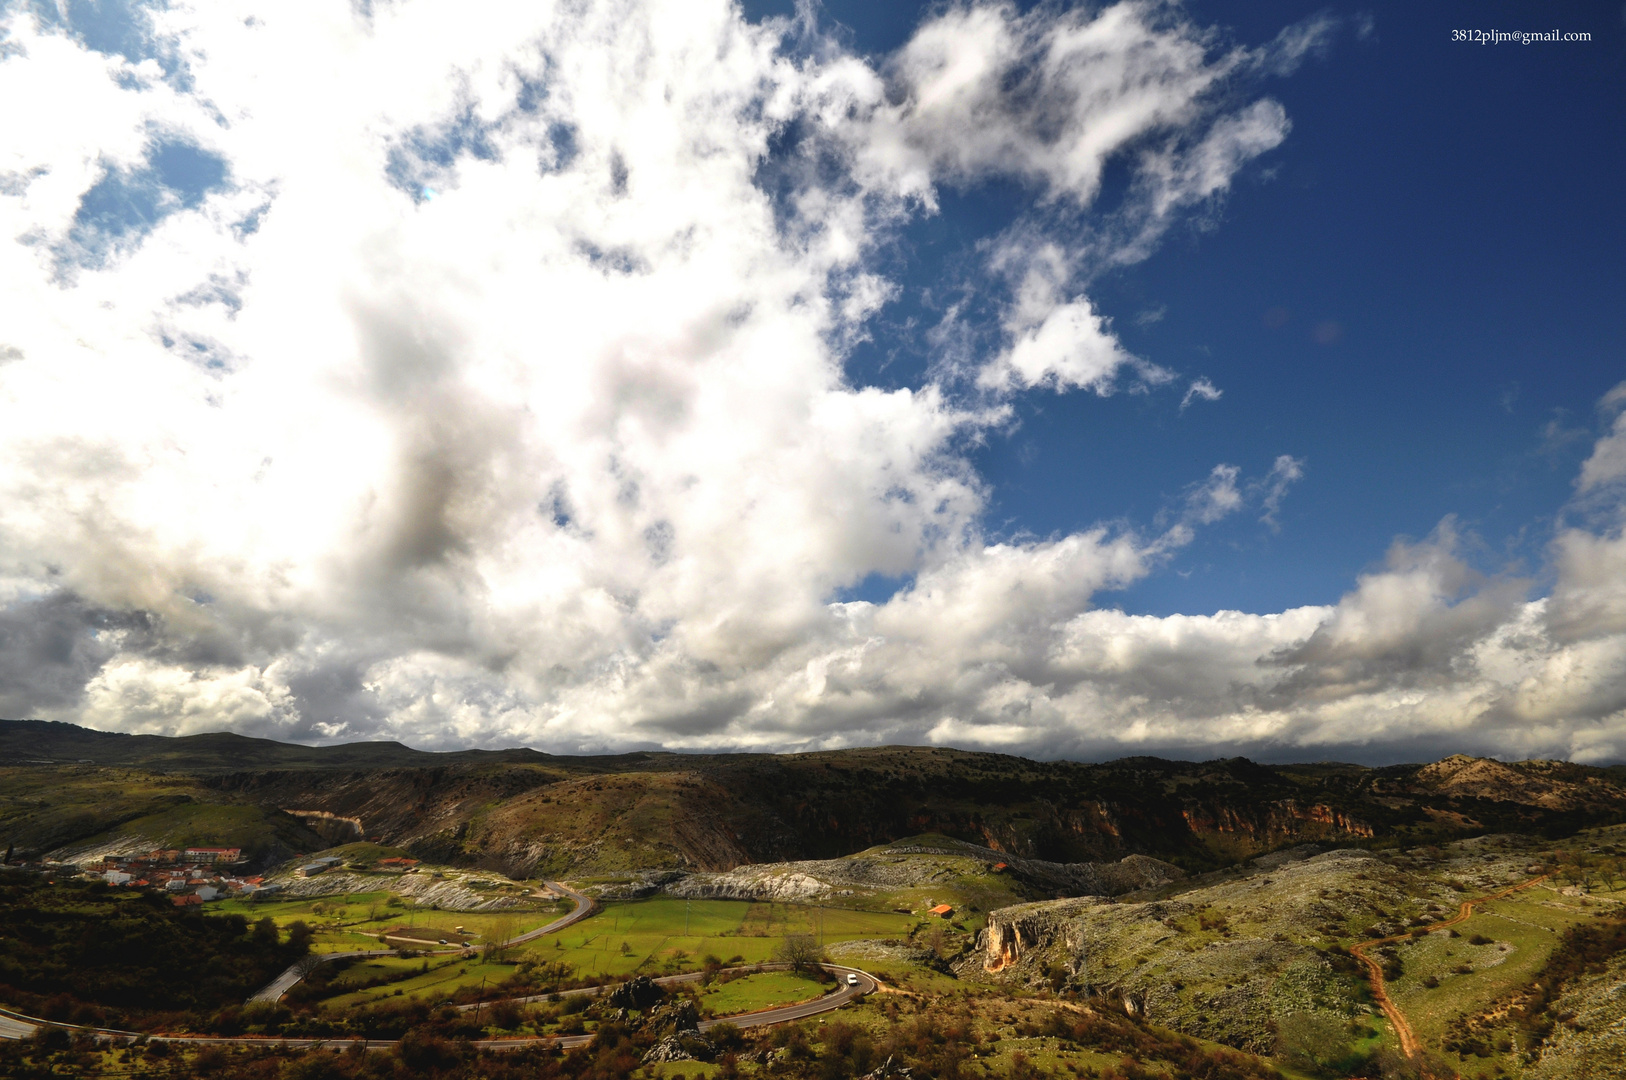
[642,1031,717,1064]
[976,897,1102,973]
[662,846,1184,904]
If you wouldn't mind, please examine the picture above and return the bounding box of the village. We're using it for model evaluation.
[16,847,434,908]
[61,846,272,906]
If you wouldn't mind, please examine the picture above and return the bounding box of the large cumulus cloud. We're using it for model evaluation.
[1,0,1621,763]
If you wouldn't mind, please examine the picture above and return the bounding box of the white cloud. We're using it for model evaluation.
[7,1,1621,765]
[1576,381,1626,496]
[1180,376,1222,409]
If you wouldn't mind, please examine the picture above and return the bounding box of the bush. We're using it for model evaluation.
[1275,1012,1353,1075]
[0,871,299,1026]
[395,1029,466,1072]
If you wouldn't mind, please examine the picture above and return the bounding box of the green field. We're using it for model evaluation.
[244,893,921,1009]
[520,897,920,979]
[1386,886,1601,1076]
[212,891,558,954]
[320,955,523,1007]
[696,970,830,1016]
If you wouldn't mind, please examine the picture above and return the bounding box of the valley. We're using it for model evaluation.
[4,720,1626,1080]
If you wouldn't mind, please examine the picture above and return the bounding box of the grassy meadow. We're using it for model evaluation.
[695,970,831,1016]
[1385,881,1625,1078]
[318,955,527,1007]
[213,890,556,954]
[518,897,920,979]
[248,893,920,1010]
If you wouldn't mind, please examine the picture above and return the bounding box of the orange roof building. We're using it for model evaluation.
[928,904,954,918]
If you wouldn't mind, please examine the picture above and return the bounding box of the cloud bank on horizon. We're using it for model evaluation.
[1,0,1623,762]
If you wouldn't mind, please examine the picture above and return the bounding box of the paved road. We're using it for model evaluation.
[1,964,877,1052]
[249,880,594,1004]
[250,949,396,1004]
[507,881,597,945]
[1350,873,1550,1063]
[0,1012,37,1041]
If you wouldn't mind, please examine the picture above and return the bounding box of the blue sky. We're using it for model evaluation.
[2,0,1625,761]
[759,0,1626,617]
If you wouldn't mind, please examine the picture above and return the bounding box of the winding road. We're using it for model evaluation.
[250,880,596,1003]
[1349,873,1551,1062]
[1,878,875,1053]
[0,964,876,1052]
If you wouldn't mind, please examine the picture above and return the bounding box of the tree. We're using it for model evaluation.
[484,914,522,962]
[1275,1012,1351,1075]
[777,933,824,973]
[285,920,314,955]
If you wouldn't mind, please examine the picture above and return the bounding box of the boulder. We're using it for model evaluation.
[861,1054,915,1080]
[647,998,701,1035]
[608,975,665,1011]
[642,1031,718,1064]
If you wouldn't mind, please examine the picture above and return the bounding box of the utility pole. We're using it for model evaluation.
[685,898,691,936]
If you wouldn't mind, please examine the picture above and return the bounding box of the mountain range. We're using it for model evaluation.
[6,719,1626,881]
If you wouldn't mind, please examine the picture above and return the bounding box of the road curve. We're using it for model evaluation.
[1349,873,1550,1062]
[505,881,598,946]
[2,964,879,1053]
[249,880,594,1004]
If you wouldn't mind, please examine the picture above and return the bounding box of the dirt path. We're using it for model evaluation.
[1349,874,1551,1065]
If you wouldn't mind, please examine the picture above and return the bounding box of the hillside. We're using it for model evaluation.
[6,721,1626,881]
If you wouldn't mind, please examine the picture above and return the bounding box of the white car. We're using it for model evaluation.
[846,974,860,986]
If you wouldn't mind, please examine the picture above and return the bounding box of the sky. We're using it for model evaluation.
[0,0,1623,763]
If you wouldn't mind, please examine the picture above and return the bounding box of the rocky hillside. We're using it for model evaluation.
[7,721,1626,880]
[630,836,1183,904]
[962,839,1551,1054]
[1525,950,1626,1080]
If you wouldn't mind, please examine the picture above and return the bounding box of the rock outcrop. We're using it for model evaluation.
[283,809,364,845]
[642,1031,717,1064]
[661,843,1183,904]
[270,868,535,911]
[967,849,1437,1053]
[977,897,1103,973]
[861,1055,916,1080]
[607,975,665,1011]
